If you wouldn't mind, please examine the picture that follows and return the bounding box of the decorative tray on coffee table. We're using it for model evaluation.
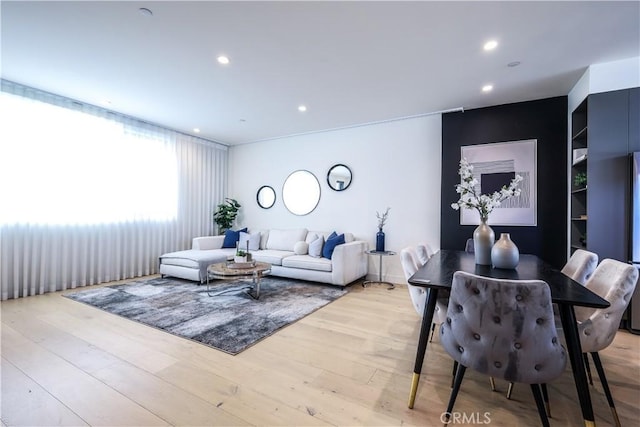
[228,261,256,269]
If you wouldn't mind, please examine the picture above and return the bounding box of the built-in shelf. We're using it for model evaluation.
[568,88,638,265]
[572,156,587,166]
[570,98,588,256]
[572,126,588,141]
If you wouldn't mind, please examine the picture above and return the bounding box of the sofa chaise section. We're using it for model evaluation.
[159,236,235,283]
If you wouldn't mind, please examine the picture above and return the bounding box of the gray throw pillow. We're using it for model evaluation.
[238,231,260,251]
[308,236,324,258]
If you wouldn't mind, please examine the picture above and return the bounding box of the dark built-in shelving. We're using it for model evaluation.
[568,88,639,264]
[570,99,588,254]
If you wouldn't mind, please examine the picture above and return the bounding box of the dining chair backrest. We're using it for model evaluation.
[440,271,567,384]
[400,247,425,316]
[464,238,474,253]
[576,258,639,352]
[400,247,420,280]
[415,243,434,266]
[561,249,598,285]
[400,246,448,324]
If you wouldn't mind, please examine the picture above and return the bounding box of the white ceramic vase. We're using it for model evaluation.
[491,233,519,269]
[473,218,494,265]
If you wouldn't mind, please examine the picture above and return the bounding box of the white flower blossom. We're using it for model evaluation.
[451,158,523,221]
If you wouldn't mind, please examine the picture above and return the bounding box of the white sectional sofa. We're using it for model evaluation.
[159,228,369,287]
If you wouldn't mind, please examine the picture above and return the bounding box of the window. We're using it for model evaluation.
[0,91,178,225]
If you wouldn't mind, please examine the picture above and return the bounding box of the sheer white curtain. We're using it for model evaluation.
[0,80,228,300]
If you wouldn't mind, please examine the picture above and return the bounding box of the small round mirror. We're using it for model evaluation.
[282,170,321,215]
[256,185,276,209]
[327,164,352,191]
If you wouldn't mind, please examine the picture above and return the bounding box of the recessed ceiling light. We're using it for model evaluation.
[482,84,494,92]
[138,8,153,17]
[298,105,307,112]
[484,40,498,51]
[193,128,200,133]
[217,55,230,65]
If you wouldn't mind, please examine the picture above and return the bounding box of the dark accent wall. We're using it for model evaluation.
[441,96,568,269]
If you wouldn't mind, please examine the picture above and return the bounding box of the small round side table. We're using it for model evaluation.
[363,249,396,290]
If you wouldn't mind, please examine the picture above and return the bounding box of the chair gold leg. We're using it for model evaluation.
[591,352,621,427]
[584,421,595,427]
[506,382,514,399]
[408,373,420,409]
[489,377,496,392]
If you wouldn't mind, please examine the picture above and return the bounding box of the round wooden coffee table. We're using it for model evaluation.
[206,261,271,299]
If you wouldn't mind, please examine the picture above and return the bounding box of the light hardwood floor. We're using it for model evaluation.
[1,276,639,426]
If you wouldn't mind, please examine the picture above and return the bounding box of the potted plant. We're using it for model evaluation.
[213,198,241,234]
[234,239,252,263]
[234,248,248,263]
[574,172,587,189]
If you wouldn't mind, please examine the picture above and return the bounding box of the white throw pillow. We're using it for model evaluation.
[259,230,269,249]
[238,231,260,251]
[308,236,324,258]
[266,228,308,251]
[305,233,318,244]
[293,241,309,255]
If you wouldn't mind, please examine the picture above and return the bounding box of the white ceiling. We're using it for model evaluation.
[2,1,639,145]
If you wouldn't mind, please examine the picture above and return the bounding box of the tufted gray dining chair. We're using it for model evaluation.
[415,242,434,266]
[400,247,447,341]
[400,247,426,316]
[440,271,567,427]
[574,259,638,427]
[506,248,600,403]
[562,249,599,285]
[464,238,475,253]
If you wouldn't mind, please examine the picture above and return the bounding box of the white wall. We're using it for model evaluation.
[229,114,442,284]
[568,56,640,111]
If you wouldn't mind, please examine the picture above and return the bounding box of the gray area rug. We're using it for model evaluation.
[64,276,347,355]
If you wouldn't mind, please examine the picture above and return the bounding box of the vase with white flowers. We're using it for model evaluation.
[451,158,523,265]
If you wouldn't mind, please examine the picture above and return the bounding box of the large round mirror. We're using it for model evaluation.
[327,164,352,191]
[256,185,276,209]
[282,170,321,215]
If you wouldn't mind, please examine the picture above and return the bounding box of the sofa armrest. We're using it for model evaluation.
[331,240,369,285]
[192,236,225,250]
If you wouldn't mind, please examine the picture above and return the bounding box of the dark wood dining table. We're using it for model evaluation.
[407,249,610,427]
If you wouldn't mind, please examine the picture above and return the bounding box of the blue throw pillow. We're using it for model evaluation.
[322,232,345,259]
[222,228,247,248]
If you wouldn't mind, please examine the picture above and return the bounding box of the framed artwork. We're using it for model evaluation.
[460,139,537,226]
